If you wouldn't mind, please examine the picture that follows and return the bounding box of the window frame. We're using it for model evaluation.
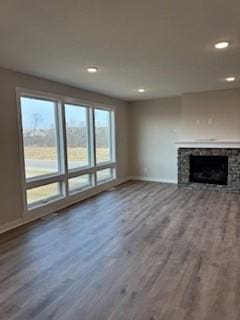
[16,87,117,218]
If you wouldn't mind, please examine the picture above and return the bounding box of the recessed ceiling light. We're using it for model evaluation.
[87,67,98,73]
[138,88,145,93]
[225,76,236,82]
[214,41,230,49]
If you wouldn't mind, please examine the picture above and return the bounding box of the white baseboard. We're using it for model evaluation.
[0,218,24,234]
[0,176,130,235]
[129,176,177,184]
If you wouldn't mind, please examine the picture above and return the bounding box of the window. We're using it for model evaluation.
[94,109,113,164]
[68,174,92,193]
[65,104,90,170]
[97,168,114,184]
[20,97,60,178]
[27,183,62,206]
[18,89,116,213]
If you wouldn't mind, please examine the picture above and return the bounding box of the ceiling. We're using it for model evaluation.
[0,0,240,101]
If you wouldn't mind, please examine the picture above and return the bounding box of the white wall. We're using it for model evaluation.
[130,97,181,182]
[0,68,129,227]
[130,87,240,183]
[180,88,240,139]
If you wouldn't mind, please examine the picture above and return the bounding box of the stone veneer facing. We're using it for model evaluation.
[178,148,240,192]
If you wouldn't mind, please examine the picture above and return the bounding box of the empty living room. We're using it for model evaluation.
[1,1,240,319]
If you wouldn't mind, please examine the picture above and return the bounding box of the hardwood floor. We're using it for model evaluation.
[1,180,240,320]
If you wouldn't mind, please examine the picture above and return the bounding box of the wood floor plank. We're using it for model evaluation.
[1,181,240,320]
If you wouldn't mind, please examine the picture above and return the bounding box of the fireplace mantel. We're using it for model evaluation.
[175,139,240,149]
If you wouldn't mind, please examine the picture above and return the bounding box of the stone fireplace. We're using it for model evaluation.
[176,140,240,192]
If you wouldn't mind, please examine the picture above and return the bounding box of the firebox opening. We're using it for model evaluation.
[189,155,228,185]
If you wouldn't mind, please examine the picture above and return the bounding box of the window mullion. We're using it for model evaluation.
[111,110,117,178]
[68,167,95,179]
[111,111,116,163]
[59,101,69,196]
[86,107,92,169]
[26,174,65,189]
[95,162,116,171]
[91,107,97,186]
